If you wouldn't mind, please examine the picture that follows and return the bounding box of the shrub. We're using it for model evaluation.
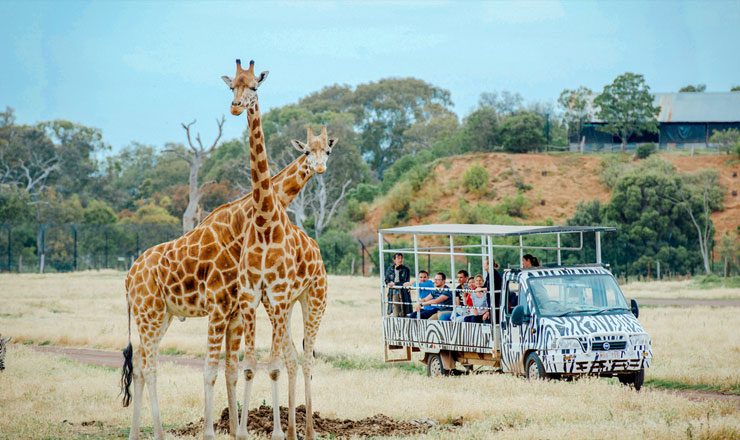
[462,165,490,195]
[500,193,531,218]
[346,199,368,222]
[513,174,532,192]
[636,143,657,159]
[410,197,433,219]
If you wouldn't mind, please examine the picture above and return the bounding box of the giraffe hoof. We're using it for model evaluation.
[203,432,216,440]
[236,428,248,440]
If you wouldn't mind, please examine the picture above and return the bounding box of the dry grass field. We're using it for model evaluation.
[1,271,740,439]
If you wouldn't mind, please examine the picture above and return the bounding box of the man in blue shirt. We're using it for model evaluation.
[408,272,452,319]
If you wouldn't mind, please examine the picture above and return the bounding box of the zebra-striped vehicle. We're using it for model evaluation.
[379,224,652,390]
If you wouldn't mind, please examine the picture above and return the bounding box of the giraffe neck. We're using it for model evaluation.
[247,102,280,228]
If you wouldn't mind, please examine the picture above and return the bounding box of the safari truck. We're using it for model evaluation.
[378,225,652,390]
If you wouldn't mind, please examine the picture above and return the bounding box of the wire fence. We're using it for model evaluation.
[0,223,182,273]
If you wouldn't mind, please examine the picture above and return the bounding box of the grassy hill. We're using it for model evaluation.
[360,151,740,238]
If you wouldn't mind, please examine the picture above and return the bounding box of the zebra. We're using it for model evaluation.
[0,334,10,371]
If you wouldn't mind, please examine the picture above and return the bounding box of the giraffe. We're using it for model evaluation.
[224,59,330,440]
[0,334,10,371]
[120,86,334,440]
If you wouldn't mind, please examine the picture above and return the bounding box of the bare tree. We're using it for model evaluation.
[666,172,717,275]
[312,175,351,238]
[165,117,224,233]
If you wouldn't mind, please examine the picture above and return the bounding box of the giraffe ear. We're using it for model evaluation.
[221,76,233,87]
[257,71,269,86]
[327,138,338,152]
[291,139,308,153]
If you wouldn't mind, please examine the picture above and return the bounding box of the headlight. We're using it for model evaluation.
[553,338,582,350]
[630,334,650,346]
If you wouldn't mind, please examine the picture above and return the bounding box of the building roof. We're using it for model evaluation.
[587,92,740,123]
[380,224,617,237]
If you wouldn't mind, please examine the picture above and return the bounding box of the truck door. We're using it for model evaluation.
[500,273,526,374]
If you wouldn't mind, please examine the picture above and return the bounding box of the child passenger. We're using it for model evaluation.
[462,275,491,323]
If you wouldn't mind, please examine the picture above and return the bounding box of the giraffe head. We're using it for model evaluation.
[290,126,337,174]
[221,59,269,116]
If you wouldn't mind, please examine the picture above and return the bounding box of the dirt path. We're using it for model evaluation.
[638,298,740,307]
[30,345,740,412]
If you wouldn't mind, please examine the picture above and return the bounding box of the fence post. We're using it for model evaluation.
[5,224,11,272]
[104,226,109,269]
[72,225,78,271]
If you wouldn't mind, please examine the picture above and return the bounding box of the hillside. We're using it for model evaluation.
[361,152,740,240]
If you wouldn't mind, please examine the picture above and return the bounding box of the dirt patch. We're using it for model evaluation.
[169,406,458,438]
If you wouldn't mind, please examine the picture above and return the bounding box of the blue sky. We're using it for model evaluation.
[2,0,739,152]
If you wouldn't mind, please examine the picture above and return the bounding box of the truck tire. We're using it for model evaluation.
[525,352,549,380]
[427,353,450,377]
[619,369,645,391]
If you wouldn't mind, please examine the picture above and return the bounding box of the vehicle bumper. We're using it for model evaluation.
[542,349,652,375]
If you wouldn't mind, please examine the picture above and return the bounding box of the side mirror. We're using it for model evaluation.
[511,305,529,326]
[630,299,639,319]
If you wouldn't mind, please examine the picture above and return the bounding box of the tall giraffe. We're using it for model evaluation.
[224,59,330,440]
[120,79,333,440]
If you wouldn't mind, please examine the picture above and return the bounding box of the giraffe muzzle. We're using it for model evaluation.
[230,105,244,116]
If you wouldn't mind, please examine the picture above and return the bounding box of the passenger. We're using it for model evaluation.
[385,253,411,317]
[484,258,502,323]
[438,270,469,321]
[408,272,452,320]
[522,253,540,268]
[463,275,491,323]
[403,270,434,305]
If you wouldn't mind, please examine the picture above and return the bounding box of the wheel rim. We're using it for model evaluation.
[430,357,443,376]
[527,359,540,379]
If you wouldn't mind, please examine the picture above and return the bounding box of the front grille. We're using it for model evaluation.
[592,341,626,351]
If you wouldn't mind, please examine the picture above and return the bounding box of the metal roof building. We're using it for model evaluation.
[579,92,740,148]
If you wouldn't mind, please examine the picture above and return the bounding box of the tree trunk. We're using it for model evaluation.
[182,157,202,234]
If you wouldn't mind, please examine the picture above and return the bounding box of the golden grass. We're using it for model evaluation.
[2,345,739,439]
[622,279,740,300]
[1,271,740,439]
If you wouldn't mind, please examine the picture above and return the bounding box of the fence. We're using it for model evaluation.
[0,223,181,273]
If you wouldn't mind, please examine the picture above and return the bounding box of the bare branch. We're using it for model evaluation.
[204,116,225,155]
[163,148,193,166]
[181,120,197,154]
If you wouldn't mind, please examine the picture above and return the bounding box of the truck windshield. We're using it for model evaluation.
[526,274,629,317]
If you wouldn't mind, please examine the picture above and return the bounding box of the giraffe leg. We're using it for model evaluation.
[300,289,326,440]
[139,313,174,440]
[237,305,257,440]
[203,313,228,440]
[128,348,144,440]
[224,314,243,439]
[284,303,299,440]
[268,302,290,440]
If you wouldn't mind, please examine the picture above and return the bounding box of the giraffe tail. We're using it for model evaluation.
[120,298,133,407]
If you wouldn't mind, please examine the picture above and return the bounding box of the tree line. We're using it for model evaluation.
[1,71,738,274]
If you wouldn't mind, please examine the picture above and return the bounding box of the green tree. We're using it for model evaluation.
[83,199,117,224]
[708,128,740,154]
[678,84,706,92]
[346,78,453,179]
[461,106,499,152]
[558,86,592,139]
[499,112,545,153]
[731,86,740,92]
[594,72,661,150]
[479,90,523,115]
